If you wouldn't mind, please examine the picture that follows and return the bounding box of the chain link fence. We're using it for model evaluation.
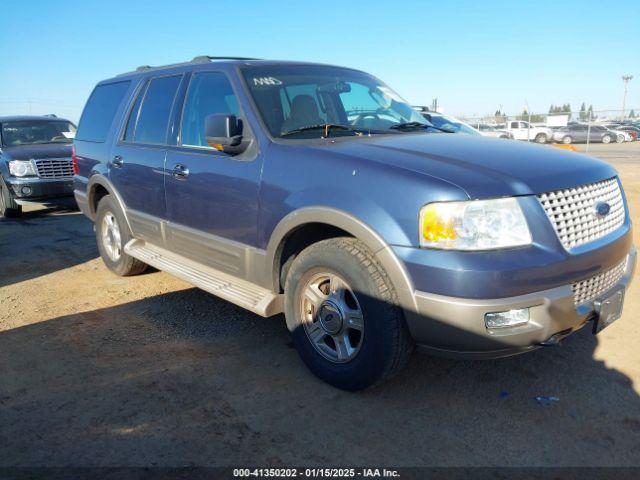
[456,109,640,152]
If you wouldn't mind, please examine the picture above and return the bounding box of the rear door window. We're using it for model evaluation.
[132,75,182,145]
[76,81,131,142]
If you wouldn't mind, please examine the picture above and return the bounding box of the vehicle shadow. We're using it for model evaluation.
[0,206,97,288]
[1,287,639,467]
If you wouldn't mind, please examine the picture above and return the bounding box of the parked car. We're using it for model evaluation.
[504,120,554,143]
[612,125,640,141]
[0,115,77,217]
[552,124,617,144]
[604,125,636,142]
[74,56,636,390]
[469,122,514,139]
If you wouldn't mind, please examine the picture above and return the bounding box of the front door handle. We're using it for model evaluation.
[172,163,189,180]
[112,155,124,168]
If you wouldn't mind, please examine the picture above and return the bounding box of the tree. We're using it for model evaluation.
[579,102,587,121]
[629,109,636,119]
[587,104,595,120]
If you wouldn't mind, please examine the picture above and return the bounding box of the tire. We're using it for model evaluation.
[284,237,413,391]
[602,135,611,144]
[535,133,547,144]
[562,136,573,145]
[95,195,148,276]
[0,181,22,218]
[616,134,624,143]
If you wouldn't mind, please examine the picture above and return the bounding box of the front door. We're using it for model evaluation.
[164,71,263,277]
[110,74,184,244]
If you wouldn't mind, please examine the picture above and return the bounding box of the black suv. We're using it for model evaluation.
[0,115,77,217]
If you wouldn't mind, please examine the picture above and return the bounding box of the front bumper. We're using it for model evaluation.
[6,177,74,204]
[403,246,636,359]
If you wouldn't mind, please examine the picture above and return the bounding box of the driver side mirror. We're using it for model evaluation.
[204,114,245,154]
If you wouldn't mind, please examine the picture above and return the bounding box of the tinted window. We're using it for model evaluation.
[123,81,147,141]
[133,75,181,144]
[1,120,76,147]
[76,81,130,142]
[180,72,239,148]
[510,122,519,129]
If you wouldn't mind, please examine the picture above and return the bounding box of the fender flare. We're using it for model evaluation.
[86,174,132,232]
[265,206,418,312]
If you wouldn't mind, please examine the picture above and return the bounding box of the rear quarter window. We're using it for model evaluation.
[76,81,131,142]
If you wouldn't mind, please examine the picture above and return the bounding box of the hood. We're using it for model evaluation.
[0,143,72,160]
[310,133,616,198]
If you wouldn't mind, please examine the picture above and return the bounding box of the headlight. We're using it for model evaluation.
[419,198,532,250]
[8,160,37,177]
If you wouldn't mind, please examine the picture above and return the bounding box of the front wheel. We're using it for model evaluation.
[284,237,413,391]
[602,135,612,144]
[562,136,573,144]
[0,181,22,218]
[616,134,624,143]
[535,133,547,144]
[95,195,148,276]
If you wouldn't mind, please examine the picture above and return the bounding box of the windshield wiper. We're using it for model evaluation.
[389,122,452,133]
[281,123,381,138]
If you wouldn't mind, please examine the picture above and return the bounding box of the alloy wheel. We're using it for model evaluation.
[299,271,365,363]
[101,212,122,261]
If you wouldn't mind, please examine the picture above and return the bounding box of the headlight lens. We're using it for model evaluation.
[8,160,37,177]
[419,198,532,250]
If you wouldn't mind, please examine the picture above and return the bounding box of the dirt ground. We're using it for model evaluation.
[1,142,639,467]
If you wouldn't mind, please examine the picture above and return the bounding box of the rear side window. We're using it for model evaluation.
[123,81,146,141]
[131,75,182,144]
[76,81,130,142]
[180,72,239,148]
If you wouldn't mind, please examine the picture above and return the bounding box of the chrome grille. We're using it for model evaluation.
[572,256,628,306]
[537,177,625,250]
[34,158,74,179]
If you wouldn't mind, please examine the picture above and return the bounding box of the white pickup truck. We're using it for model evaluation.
[503,121,554,144]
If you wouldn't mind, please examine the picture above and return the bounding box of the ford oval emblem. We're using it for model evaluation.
[594,201,611,218]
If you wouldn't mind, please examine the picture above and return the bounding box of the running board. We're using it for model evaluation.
[124,239,283,317]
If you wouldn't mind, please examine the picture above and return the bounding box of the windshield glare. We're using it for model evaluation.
[1,120,77,147]
[242,65,429,138]
[422,113,480,135]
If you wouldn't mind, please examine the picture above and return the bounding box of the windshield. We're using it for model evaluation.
[1,120,77,147]
[242,65,430,138]
[421,113,480,135]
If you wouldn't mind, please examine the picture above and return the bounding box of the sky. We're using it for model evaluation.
[1,0,638,122]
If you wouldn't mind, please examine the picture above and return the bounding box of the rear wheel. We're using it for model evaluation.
[95,195,148,276]
[0,181,22,218]
[562,136,573,144]
[535,133,547,144]
[616,134,624,143]
[602,134,612,144]
[284,237,413,391]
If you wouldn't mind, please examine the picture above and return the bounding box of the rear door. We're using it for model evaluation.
[110,74,184,244]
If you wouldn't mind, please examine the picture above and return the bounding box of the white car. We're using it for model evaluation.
[471,123,514,139]
[604,125,633,142]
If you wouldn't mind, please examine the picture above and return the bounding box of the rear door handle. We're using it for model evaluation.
[172,163,189,180]
[112,155,124,168]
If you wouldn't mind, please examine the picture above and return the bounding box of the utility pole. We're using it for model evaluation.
[622,75,633,119]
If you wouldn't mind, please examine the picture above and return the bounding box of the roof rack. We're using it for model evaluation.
[128,55,262,74]
[191,55,262,62]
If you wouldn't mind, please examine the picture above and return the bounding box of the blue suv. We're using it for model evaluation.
[74,56,636,390]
